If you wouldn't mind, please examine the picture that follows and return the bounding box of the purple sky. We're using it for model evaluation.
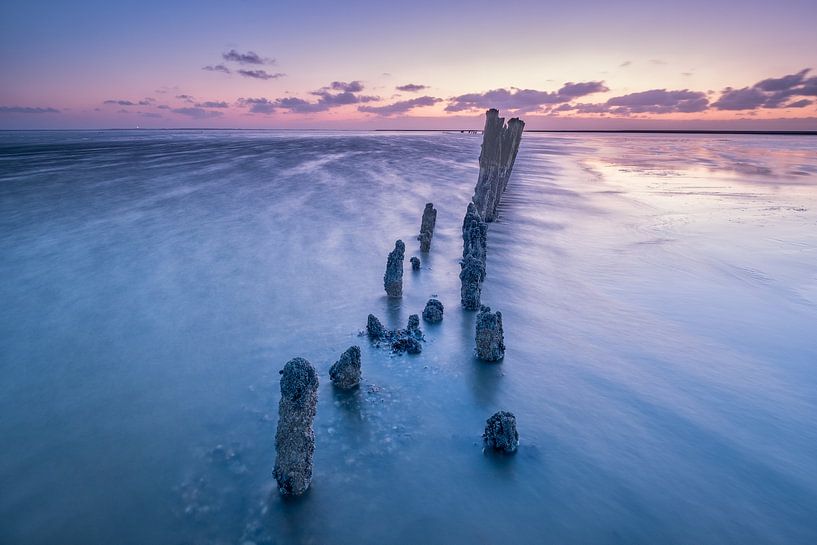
[1,0,816,129]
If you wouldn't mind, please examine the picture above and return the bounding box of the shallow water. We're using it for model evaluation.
[1,130,816,544]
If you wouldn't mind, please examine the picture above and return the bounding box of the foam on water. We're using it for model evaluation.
[1,130,816,544]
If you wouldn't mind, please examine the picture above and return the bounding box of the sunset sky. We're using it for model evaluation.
[1,0,816,130]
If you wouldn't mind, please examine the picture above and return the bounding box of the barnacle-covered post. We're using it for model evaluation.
[383,239,405,297]
[475,306,505,361]
[273,357,319,496]
[418,202,437,252]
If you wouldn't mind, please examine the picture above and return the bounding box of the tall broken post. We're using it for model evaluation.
[459,109,524,310]
[418,202,437,252]
[472,109,525,222]
[383,239,405,297]
[273,357,319,496]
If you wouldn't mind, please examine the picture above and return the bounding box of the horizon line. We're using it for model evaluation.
[1,128,816,136]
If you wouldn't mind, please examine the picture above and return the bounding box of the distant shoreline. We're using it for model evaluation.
[1,128,815,136]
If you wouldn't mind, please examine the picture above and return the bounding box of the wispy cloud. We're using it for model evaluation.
[786,99,813,108]
[559,81,610,99]
[711,87,767,110]
[0,106,60,114]
[755,69,810,92]
[329,81,364,92]
[175,94,195,103]
[712,69,816,110]
[396,83,428,92]
[267,81,377,113]
[236,81,380,115]
[269,97,315,113]
[105,98,155,106]
[359,96,442,116]
[171,107,223,119]
[236,97,276,114]
[203,64,231,74]
[237,69,285,80]
[222,49,273,65]
[195,101,229,108]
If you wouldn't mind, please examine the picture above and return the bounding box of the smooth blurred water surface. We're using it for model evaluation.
[1,130,816,544]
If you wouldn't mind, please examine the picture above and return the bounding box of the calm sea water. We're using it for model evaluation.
[1,130,816,544]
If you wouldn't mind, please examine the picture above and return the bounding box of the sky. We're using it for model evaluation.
[1,0,816,130]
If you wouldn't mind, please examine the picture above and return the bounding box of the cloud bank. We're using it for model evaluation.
[0,106,60,114]
[19,69,808,129]
[206,70,817,122]
[446,81,609,113]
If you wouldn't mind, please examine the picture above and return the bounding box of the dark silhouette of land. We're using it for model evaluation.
[379,129,817,135]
